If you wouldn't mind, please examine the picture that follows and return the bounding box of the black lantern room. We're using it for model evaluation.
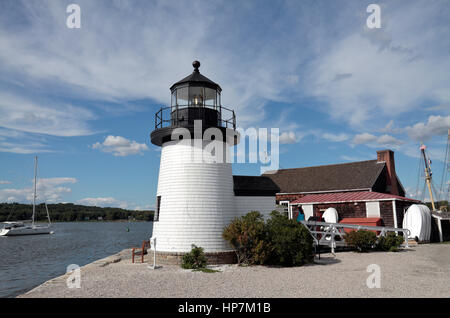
[151,61,238,146]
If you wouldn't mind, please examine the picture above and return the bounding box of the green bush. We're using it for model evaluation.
[345,230,377,252]
[265,211,314,266]
[223,211,314,267]
[376,232,404,252]
[181,244,207,269]
[222,211,269,265]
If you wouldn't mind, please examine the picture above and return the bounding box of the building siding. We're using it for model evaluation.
[235,196,276,219]
[311,202,367,220]
[379,201,393,227]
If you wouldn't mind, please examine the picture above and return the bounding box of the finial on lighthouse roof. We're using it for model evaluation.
[192,60,200,72]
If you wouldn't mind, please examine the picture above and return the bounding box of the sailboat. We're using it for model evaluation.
[0,156,53,236]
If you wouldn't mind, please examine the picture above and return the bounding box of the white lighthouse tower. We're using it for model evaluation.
[150,61,239,256]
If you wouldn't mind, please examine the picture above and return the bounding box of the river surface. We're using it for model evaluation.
[0,222,153,298]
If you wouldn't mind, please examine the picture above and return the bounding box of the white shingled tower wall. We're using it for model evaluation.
[151,139,236,253]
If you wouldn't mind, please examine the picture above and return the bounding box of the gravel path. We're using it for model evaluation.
[19,244,450,298]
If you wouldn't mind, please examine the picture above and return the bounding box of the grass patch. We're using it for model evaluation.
[193,268,221,273]
[435,241,450,244]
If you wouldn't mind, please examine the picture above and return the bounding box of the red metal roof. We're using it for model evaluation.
[290,191,420,205]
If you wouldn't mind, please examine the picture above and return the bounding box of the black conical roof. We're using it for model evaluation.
[170,61,221,91]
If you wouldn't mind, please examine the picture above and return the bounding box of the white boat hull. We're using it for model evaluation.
[402,204,431,242]
[323,207,339,223]
[1,157,54,237]
[0,226,52,236]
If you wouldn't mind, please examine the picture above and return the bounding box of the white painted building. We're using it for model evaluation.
[150,61,278,253]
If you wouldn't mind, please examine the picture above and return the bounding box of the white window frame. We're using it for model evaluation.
[280,201,291,219]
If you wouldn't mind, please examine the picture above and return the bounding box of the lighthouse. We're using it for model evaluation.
[150,61,279,263]
[150,61,239,255]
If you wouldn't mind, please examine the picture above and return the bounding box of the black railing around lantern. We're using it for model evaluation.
[154,104,236,130]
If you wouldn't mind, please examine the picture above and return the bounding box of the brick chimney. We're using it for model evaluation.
[376,149,399,195]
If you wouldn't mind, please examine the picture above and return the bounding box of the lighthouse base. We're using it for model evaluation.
[147,250,237,266]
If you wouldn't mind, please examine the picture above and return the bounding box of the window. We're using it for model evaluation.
[204,88,216,106]
[176,87,189,106]
[216,91,221,106]
[280,201,289,218]
[366,201,380,217]
[171,91,177,107]
[155,196,161,221]
[189,86,204,107]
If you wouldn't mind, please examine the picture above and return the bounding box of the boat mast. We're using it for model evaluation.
[420,144,436,211]
[32,156,37,226]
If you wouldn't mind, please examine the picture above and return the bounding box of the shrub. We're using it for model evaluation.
[376,232,404,252]
[345,230,377,252]
[222,211,269,265]
[265,211,314,266]
[181,244,207,269]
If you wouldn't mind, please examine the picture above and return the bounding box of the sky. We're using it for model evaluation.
[0,0,449,210]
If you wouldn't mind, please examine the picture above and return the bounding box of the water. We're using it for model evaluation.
[0,222,153,298]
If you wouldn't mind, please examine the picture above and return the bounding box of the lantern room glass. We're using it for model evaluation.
[171,86,221,108]
[204,88,216,106]
[189,86,204,107]
[176,86,189,106]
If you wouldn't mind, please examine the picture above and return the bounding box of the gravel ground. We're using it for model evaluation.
[19,244,450,298]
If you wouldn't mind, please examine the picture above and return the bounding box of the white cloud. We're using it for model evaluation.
[352,133,404,147]
[425,105,450,113]
[376,134,404,146]
[340,155,370,162]
[76,197,128,209]
[322,133,349,142]
[92,135,149,156]
[0,180,11,185]
[0,177,77,203]
[352,133,377,144]
[0,140,53,154]
[0,0,322,129]
[279,131,298,144]
[0,1,448,158]
[405,115,450,141]
[304,2,450,128]
[0,91,96,137]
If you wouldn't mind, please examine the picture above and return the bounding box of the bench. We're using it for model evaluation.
[131,240,151,263]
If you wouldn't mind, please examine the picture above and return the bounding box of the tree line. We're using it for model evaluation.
[0,203,154,222]
[424,200,448,211]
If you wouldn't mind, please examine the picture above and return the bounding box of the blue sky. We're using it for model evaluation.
[0,0,449,209]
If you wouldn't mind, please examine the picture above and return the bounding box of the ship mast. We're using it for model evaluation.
[420,144,436,211]
[32,156,37,226]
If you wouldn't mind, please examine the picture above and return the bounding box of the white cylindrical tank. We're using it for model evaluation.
[323,207,338,223]
[151,139,236,253]
[402,204,431,242]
